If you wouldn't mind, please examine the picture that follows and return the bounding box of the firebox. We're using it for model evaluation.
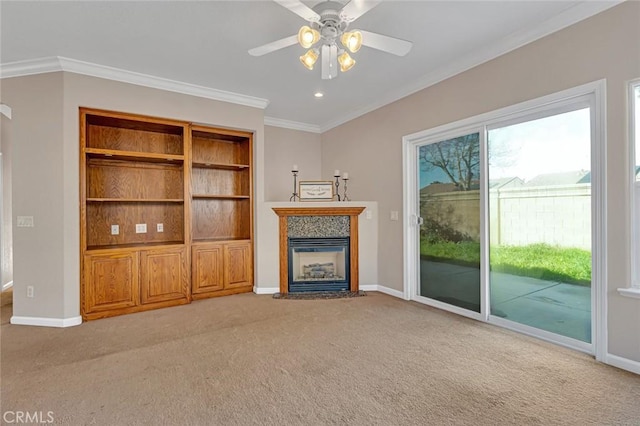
[288,237,350,292]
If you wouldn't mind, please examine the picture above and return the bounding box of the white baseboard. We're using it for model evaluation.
[253,286,279,295]
[606,353,640,375]
[360,284,405,299]
[10,315,82,328]
[375,285,405,299]
[359,285,378,292]
[2,280,13,291]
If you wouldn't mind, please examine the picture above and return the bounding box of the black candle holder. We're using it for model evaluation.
[333,174,341,201]
[342,177,350,201]
[290,170,299,201]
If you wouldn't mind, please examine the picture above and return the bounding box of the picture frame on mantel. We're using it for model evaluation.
[299,181,334,201]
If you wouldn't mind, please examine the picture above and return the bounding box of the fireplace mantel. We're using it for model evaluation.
[272,207,366,217]
[272,206,365,294]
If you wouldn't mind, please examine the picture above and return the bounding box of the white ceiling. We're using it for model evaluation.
[0,1,619,132]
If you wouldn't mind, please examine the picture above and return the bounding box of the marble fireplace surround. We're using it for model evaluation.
[272,207,366,294]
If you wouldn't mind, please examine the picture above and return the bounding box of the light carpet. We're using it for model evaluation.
[1,292,639,425]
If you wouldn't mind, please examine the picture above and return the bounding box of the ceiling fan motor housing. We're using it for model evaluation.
[312,1,348,43]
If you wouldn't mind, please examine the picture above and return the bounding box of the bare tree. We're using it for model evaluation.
[419,134,479,191]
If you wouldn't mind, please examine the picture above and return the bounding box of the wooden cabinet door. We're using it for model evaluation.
[84,251,139,314]
[140,247,189,304]
[192,244,224,294]
[224,242,253,289]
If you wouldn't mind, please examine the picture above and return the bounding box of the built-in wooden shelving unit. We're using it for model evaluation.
[80,108,254,320]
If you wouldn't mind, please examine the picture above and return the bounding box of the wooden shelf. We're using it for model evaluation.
[87,198,184,203]
[192,237,251,244]
[87,241,185,251]
[192,162,249,170]
[85,148,184,163]
[192,194,250,199]
[190,122,254,298]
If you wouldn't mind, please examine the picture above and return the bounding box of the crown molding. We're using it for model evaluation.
[318,0,623,132]
[264,116,321,133]
[0,56,62,78]
[0,56,270,110]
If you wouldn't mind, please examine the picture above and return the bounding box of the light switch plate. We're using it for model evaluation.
[365,210,373,220]
[135,223,147,233]
[390,211,399,221]
[111,224,119,235]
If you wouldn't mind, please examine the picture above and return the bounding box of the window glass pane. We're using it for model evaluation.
[418,133,481,312]
[488,108,592,342]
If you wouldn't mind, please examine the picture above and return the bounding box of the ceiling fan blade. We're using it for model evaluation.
[274,0,321,22]
[248,34,298,56]
[340,0,381,22]
[321,44,338,80]
[359,30,413,56]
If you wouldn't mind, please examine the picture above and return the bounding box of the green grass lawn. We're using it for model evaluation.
[420,241,591,286]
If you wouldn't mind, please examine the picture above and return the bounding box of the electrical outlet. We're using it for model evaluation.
[390,211,399,221]
[27,286,34,298]
[135,223,147,233]
[17,216,34,227]
[111,224,120,235]
[156,223,164,233]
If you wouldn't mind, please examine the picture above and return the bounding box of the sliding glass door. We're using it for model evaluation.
[418,132,482,313]
[487,107,592,343]
[408,87,599,351]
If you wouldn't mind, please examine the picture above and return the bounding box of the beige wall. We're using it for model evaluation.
[2,73,65,318]
[321,2,640,361]
[264,125,321,202]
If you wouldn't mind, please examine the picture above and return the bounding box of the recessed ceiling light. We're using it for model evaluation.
[314,92,324,98]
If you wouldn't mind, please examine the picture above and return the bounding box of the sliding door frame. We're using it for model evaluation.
[402,80,607,360]
[404,125,486,322]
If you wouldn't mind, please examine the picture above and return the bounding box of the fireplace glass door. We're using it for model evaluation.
[288,237,350,292]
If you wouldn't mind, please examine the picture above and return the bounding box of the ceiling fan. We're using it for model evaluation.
[248,0,413,80]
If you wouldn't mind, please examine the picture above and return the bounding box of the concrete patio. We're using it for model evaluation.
[420,260,591,342]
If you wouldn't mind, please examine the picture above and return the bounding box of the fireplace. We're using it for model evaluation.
[272,207,365,294]
[289,237,350,292]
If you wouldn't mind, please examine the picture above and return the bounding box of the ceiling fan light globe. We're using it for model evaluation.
[341,31,362,53]
[298,26,320,48]
[300,49,319,70]
[338,51,356,72]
